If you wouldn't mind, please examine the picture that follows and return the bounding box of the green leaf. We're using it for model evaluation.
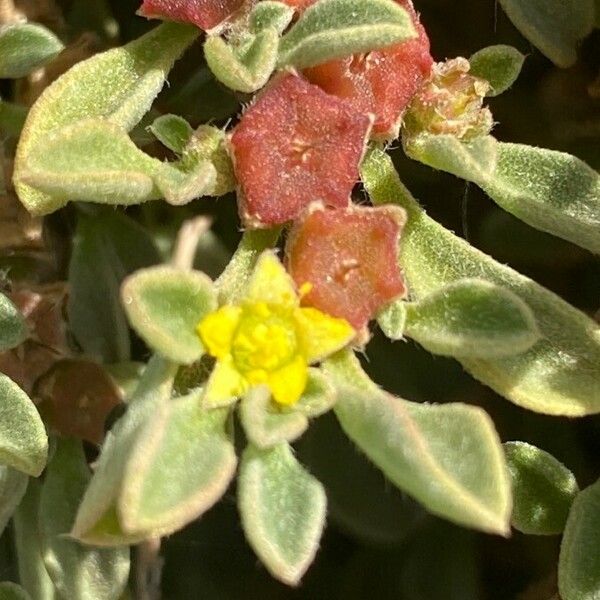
[14,22,198,216]
[0,465,28,536]
[469,45,525,96]
[215,229,281,304]
[119,391,236,537]
[498,0,595,67]
[72,358,177,546]
[122,265,216,365]
[0,292,27,351]
[68,210,160,363]
[404,279,540,359]
[39,438,130,600]
[0,374,47,477]
[294,368,337,418]
[278,0,416,69]
[324,351,512,536]
[250,1,295,34]
[559,478,600,600]
[504,441,579,535]
[362,148,600,416]
[150,114,194,154]
[240,386,309,449]
[238,443,327,586]
[0,23,64,79]
[205,28,279,93]
[377,300,407,341]
[13,481,57,600]
[19,119,217,208]
[0,98,28,137]
[405,134,600,255]
[0,582,33,600]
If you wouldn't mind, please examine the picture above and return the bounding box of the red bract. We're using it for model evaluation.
[280,0,316,10]
[286,203,407,330]
[139,0,245,30]
[303,0,433,139]
[230,73,372,227]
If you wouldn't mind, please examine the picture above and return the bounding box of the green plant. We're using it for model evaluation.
[0,0,598,598]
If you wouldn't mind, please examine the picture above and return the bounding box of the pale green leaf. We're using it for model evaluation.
[39,438,130,600]
[0,23,63,79]
[504,441,579,535]
[405,134,600,254]
[72,358,177,546]
[294,368,337,418]
[240,386,309,449]
[0,582,33,600]
[150,114,194,154]
[0,374,47,477]
[0,465,28,536]
[469,45,525,96]
[122,265,216,365]
[238,443,327,586]
[325,350,512,535]
[498,0,595,67]
[13,481,57,600]
[250,1,295,34]
[559,478,600,600]
[215,229,281,304]
[68,210,160,363]
[362,148,600,416]
[119,391,236,536]
[278,0,416,69]
[0,292,27,351]
[14,22,198,215]
[377,300,407,341]
[205,28,279,93]
[404,279,540,359]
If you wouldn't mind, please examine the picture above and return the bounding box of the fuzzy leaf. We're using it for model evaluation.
[405,279,540,359]
[0,292,27,351]
[19,119,216,208]
[250,1,295,34]
[122,265,216,365]
[205,28,279,93]
[0,374,47,476]
[469,45,525,96]
[498,0,595,67]
[294,368,337,418]
[559,479,600,600]
[240,386,309,449]
[0,466,28,536]
[72,358,177,546]
[278,0,416,69]
[0,582,32,600]
[119,391,236,536]
[504,441,579,535]
[325,351,512,535]
[69,210,160,363]
[39,438,130,600]
[238,443,327,586]
[0,23,64,79]
[362,148,600,416]
[377,300,407,341]
[13,22,198,215]
[150,114,194,154]
[13,481,57,600]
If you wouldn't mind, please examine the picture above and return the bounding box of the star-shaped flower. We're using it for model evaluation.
[197,251,354,406]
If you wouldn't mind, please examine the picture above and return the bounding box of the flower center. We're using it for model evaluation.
[231,302,298,379]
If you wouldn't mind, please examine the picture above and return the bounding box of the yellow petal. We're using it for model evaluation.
[246,251,298,307]
[203,359,247,408]
[268,355,308,406]
[197,306,242,359]
[295,307,355,363]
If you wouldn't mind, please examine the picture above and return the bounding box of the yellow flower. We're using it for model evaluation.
[197,252,355,407]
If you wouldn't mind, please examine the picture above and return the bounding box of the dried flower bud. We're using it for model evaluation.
[230,73,372,227]
[403,57,494,140]
[286,203,407,330]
